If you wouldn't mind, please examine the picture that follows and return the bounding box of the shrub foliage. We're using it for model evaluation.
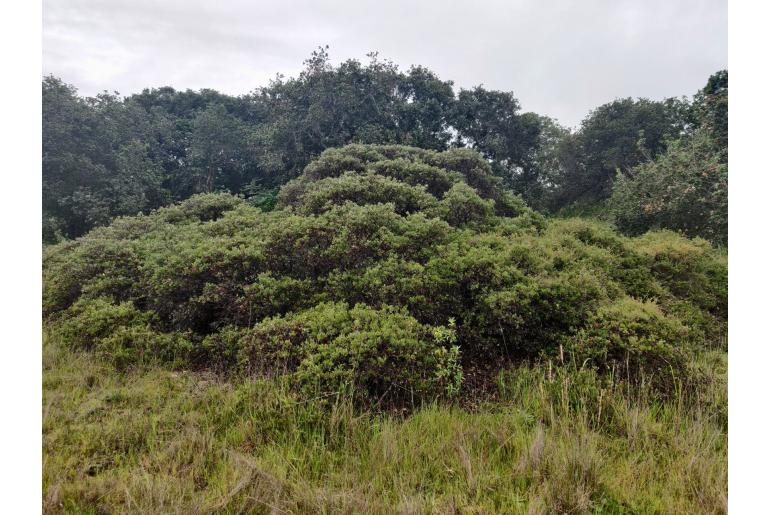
[43,144,727,405]
[609,131,728,245]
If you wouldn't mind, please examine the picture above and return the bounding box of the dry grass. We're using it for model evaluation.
[43,337,727,514]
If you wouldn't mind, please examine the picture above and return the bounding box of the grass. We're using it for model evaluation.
[43,335,727,514]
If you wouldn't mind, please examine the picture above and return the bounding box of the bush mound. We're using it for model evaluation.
[43,144,727,405]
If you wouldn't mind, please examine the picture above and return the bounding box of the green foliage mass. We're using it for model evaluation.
[42,53,727,245]
[603,72,728,245]
[525,72,727,243]
[692,70,728,161]
[44,144,727,406]
[558,97,689,206]
[609,131,728,245]
[202,302,462,405]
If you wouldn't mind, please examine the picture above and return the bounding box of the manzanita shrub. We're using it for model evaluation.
[43,144,727,406]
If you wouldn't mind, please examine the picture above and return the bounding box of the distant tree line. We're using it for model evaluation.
[43,47,727,243]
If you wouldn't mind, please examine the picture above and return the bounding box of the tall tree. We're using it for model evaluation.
[187,104,250,194]
[609,130,727,244]
[451,87,541,188]
[254,48,457,178]
[551,97,688,207]
[112,141,169,216]
[608,71,728,245]
[43,77,119,240]
[692,70,728,160]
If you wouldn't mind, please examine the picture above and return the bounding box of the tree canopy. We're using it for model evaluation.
[42,50,727,246]
[608,71,728,244]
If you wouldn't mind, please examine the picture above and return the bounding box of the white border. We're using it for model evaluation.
[0,0,43,510]
[728,0,770,512]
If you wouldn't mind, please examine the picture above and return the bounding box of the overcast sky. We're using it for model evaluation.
[43,0,726,128]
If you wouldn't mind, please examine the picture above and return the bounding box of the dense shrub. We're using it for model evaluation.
[246,303,462,404]
[566,297,693,390]
[49,297,192,369]
[98,326,194,370]
[609,131,728,245]
[433,183,496,228]
[632,230,727,318]
[44,144,727,404]
[287,172,438,216]
[42,239,142,314]
[51,297,156,350]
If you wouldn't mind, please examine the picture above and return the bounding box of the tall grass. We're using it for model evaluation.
[43,335,726,514]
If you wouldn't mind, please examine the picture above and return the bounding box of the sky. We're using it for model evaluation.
[43,0,727,128]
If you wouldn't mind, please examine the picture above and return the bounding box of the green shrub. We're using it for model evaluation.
[609,131,727,245]
[278,143,535,223]
[432,182,495,228]
[566,297,693,390]
[369,158,461,196]
[43,239,142,315]
[283,172,438,216]
[483,269,609,357]
[238,273,315,322]
[239,303,462,406]
[158,193,244,224]
[51,297,156,351]
[98,326,193,370]
[43,144,727,402]
[631,230,727,320]
[49,297,192,369]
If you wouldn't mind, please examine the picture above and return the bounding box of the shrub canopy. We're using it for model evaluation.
[44,144,727,405]
[609,131,728,245]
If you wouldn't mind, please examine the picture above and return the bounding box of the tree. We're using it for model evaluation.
[252,48,458,179]
[188,104,250,194]
[43,77,118,240]
[608,72,728,245]
[692,70,727,160]
[555,97,688,207]
[43,77,177,240]
[513,115,577,211]
[112,141,169,215]
[609,131,727,245]
[450,87,541,189]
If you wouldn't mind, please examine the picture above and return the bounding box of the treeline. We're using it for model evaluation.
[43,47,727,243]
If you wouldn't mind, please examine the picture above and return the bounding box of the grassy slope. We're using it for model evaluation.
[43,335,726,514]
